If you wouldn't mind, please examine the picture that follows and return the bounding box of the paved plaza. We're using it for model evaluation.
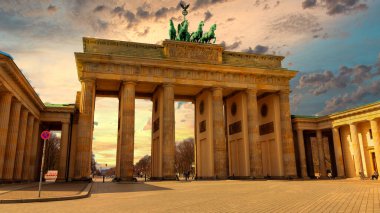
[0,179,380,212]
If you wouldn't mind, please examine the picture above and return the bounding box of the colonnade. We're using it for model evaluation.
[73,79,298,180]
[0,92,40,182]
[296,118,380,178]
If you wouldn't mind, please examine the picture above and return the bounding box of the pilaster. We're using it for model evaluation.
[28,119,40,181]
[58,122,70,181]
[2,101,22,180]
[332,127,345,177]
[118,81,135,181]
[279,90,297,177]
[370,119,380,174]
[246,89,263,178]
[21,115,35,181]
[212,87,227,179]
[162,84,175,179]
[13,109,29,180]
[349,123,364,177]
[0,93,12,179]
[75,79,96,180]
[316,130,326,177]
[296,129,308,178]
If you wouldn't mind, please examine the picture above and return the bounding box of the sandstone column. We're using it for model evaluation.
[0,93,12,179]
[246,89,263,178]
[22,115,35,180]
[58,122,70,181]
[118,82,135,181]
[13,109,29,180]
[2,101,22,180]
[332,127,345,177]
[212,87,227,179]
[349,123,364,176]
[297,129,308,178]
[370,119,380,173]
[75,79,95,180]
[316,130,327,177]
[28,119,40,181]
[279,90,297,177]
[162,84,175,179]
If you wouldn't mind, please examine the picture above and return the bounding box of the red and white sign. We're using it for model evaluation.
[40,130,51,140]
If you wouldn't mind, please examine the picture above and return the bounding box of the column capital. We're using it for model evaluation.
[246,88,258,95]
[0,91,12,97]
[162,83,173,87]
[122,81,137,86]
[80,78,95,84]
[279,89,291,95]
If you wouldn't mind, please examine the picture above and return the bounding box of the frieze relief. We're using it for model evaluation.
[163,40,222,64]
[82,62,289,86]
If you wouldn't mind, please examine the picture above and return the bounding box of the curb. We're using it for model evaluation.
[0,183,92,204]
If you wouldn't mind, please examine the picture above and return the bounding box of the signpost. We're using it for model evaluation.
[38,130,51,198]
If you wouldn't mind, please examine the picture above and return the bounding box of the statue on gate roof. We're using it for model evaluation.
[168,2,217,44]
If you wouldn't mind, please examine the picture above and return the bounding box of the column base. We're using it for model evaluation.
[113,177,137,182]
[149,176,177,181]
[71,177,92,182]
[55,178,67,182]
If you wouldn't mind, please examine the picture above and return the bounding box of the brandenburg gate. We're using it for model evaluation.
[71,37,298,180]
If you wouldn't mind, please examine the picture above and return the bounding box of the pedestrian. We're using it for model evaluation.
[372,170,379,180]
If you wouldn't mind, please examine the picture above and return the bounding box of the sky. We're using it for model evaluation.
[1,0,380,167]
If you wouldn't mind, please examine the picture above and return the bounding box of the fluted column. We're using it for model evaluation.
[75,79,96,180]
[28,119,40,181]
[279,90,297,177]
[13,109,29,180]
[162,84,175,179]
[349,123,364,176]
[212,87,227,179]
[58,122,70,181]
[370,119,380,174]
[22,115,35,180]
[297,129,308,178]
[332,127,345,177]
[246,89,263,178]
[2,101,22,180]
[316,130,326,177]
[0,93,12,179]
[118,82,135,181]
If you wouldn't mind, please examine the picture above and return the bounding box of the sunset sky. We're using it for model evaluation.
[1,0,379,167]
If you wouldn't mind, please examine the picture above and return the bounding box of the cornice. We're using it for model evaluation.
[75,52,297,79]
[0,58,45,116]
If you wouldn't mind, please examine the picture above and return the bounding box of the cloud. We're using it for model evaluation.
[298,64,377,95]
[291,93,303,112]
[136,6,150,18]
[270,13,321,35]
[136,27,150,36]
[204,10,213,22]
[321,80,380,114]
[302,0,317,9]
[193,0,228,10]
[243,45,269,54]
[220,40,242,50]
[47,4,58,13]
[93,5,107,13]
[302,0,368,15]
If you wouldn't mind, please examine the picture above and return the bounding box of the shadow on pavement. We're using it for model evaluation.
[91,182,172,194]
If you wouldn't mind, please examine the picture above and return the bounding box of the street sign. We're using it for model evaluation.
[40,130,51,140]
[39,130,50,197]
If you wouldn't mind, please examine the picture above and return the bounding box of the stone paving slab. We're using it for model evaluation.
[1,180,380,212]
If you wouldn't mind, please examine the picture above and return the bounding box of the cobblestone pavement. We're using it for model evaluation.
[0,182,88,200]
[1,179,380,212]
